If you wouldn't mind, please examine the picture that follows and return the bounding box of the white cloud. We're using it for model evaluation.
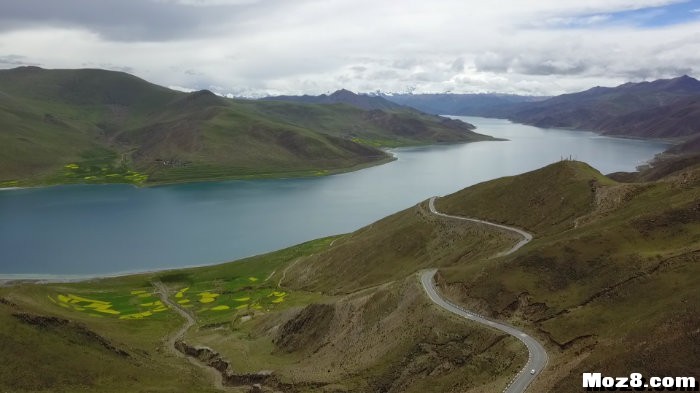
[0,0,698,96]
[168,85,197,93]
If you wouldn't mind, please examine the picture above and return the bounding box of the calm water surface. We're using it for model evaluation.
[0,117,670,276]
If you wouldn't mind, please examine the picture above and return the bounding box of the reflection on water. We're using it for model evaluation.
[0,117,670,275]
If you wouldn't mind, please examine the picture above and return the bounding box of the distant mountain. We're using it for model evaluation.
[503,75,700,139]
[0,67,493,186]
[263,89,408,111]
[667,133,700,155]
[383,76,700,151]
[596,96,700,138]
[383,93,547,116]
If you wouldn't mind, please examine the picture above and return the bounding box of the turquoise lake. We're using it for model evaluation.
[0,117,670,277]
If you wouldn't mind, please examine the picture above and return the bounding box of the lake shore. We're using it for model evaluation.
[0,117,671,277]
[0,153,399,191]
[0,235,341,286]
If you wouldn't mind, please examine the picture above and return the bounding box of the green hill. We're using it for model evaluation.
[0,67,494,187]
[435,161,615,234]
[436,159,700,391]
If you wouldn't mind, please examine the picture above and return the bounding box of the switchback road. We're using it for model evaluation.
[422,197,547,393]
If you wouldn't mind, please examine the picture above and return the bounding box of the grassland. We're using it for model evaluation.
[2,159,697,392]
[0,66,494,187]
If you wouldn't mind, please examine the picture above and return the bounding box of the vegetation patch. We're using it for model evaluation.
[62,161,148,185]
[0,180,19,187]
[48,288,170,320]
[172,284,291,317]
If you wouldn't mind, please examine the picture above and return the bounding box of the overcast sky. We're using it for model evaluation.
[1,0,699,96]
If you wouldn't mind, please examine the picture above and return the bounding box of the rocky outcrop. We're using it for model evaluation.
[273,303,334,353]
[174,340,277,387]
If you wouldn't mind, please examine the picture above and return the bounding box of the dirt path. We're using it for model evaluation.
[153,281,232,391]
[277,257,302,288]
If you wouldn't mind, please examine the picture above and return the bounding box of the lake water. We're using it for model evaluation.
[0,117,670,277]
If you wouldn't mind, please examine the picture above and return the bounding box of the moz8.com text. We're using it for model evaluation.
[583,372,697,391]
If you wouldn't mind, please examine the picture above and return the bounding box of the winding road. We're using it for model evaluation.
[422,197,547,393]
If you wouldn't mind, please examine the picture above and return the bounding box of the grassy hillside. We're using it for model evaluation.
[1,233,525,392]
[502,75,700,140]
[188,276,525,393]
[0,67,494,187]
[0,238,332,392]
[283,201,517,294]
[598,96,700,138]
[2,159,696,392]
[435,158,700,391]
[435,161,615,234]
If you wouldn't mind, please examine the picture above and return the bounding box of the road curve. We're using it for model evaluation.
[428,197,532,256]
[422,197,547,393]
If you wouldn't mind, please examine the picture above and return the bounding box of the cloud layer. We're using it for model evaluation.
[0,0,698,96]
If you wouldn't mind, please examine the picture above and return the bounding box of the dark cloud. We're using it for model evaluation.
[473,52,510,73]
[0,54,33,66]
[622,65,695,80]
[513,58,589,76]
[0,0,252,41]
[475,52,589,76]
[95,63,135,74]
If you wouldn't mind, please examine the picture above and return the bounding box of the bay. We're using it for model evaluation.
[0,117,670,276]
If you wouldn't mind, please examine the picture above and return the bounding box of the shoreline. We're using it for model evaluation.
[0,234,343,287]
[449,114,682,145]
[0,154,400,192]
[0,131,503,192]
[0,261,242,286]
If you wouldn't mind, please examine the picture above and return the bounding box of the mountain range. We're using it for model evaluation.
[384,75,700,146]
[263,88,409,111]
[383,93,546,116]
[0,67,491,186]
[502,75,700,139]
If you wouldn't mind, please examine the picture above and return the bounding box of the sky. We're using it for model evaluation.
[0,0,699,96]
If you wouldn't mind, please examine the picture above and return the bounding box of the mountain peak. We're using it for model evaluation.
[329,89,357,98]
[667,74,700,88]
